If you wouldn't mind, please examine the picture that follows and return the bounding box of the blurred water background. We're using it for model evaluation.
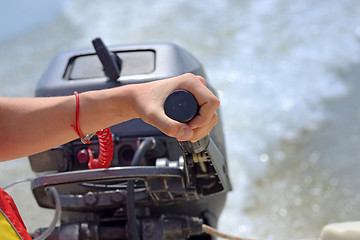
[1,0,360,239]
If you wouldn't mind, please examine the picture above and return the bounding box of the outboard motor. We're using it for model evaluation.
[29,38,231,240]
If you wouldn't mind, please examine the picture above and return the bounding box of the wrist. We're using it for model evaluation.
[77,85,138,134]
[110,84,139,121]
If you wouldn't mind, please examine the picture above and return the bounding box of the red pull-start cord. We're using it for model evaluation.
[71,91,113,169]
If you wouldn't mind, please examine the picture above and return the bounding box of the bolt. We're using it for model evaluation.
[84,191,97,205]
[111,190,124,203]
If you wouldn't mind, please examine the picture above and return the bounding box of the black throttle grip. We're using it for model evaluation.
[164,90,198,123]
[164,90,210,153]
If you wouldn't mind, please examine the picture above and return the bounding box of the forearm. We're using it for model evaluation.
[0,85,137,161]
[0,74,219,161]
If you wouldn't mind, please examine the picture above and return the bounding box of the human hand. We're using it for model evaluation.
[131,73,219,142]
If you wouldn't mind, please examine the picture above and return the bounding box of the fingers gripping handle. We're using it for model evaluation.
[164,90,210,153]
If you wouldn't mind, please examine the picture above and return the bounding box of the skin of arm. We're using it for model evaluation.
[0,73,219,161]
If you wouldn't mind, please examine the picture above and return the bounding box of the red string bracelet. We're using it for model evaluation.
[70,91,114,169]
[70,91,94,144]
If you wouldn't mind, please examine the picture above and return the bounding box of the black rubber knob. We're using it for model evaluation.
[164,90,209,153]
[164,90,198,123]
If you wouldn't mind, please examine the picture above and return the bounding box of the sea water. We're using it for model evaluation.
[1,0,360,239]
